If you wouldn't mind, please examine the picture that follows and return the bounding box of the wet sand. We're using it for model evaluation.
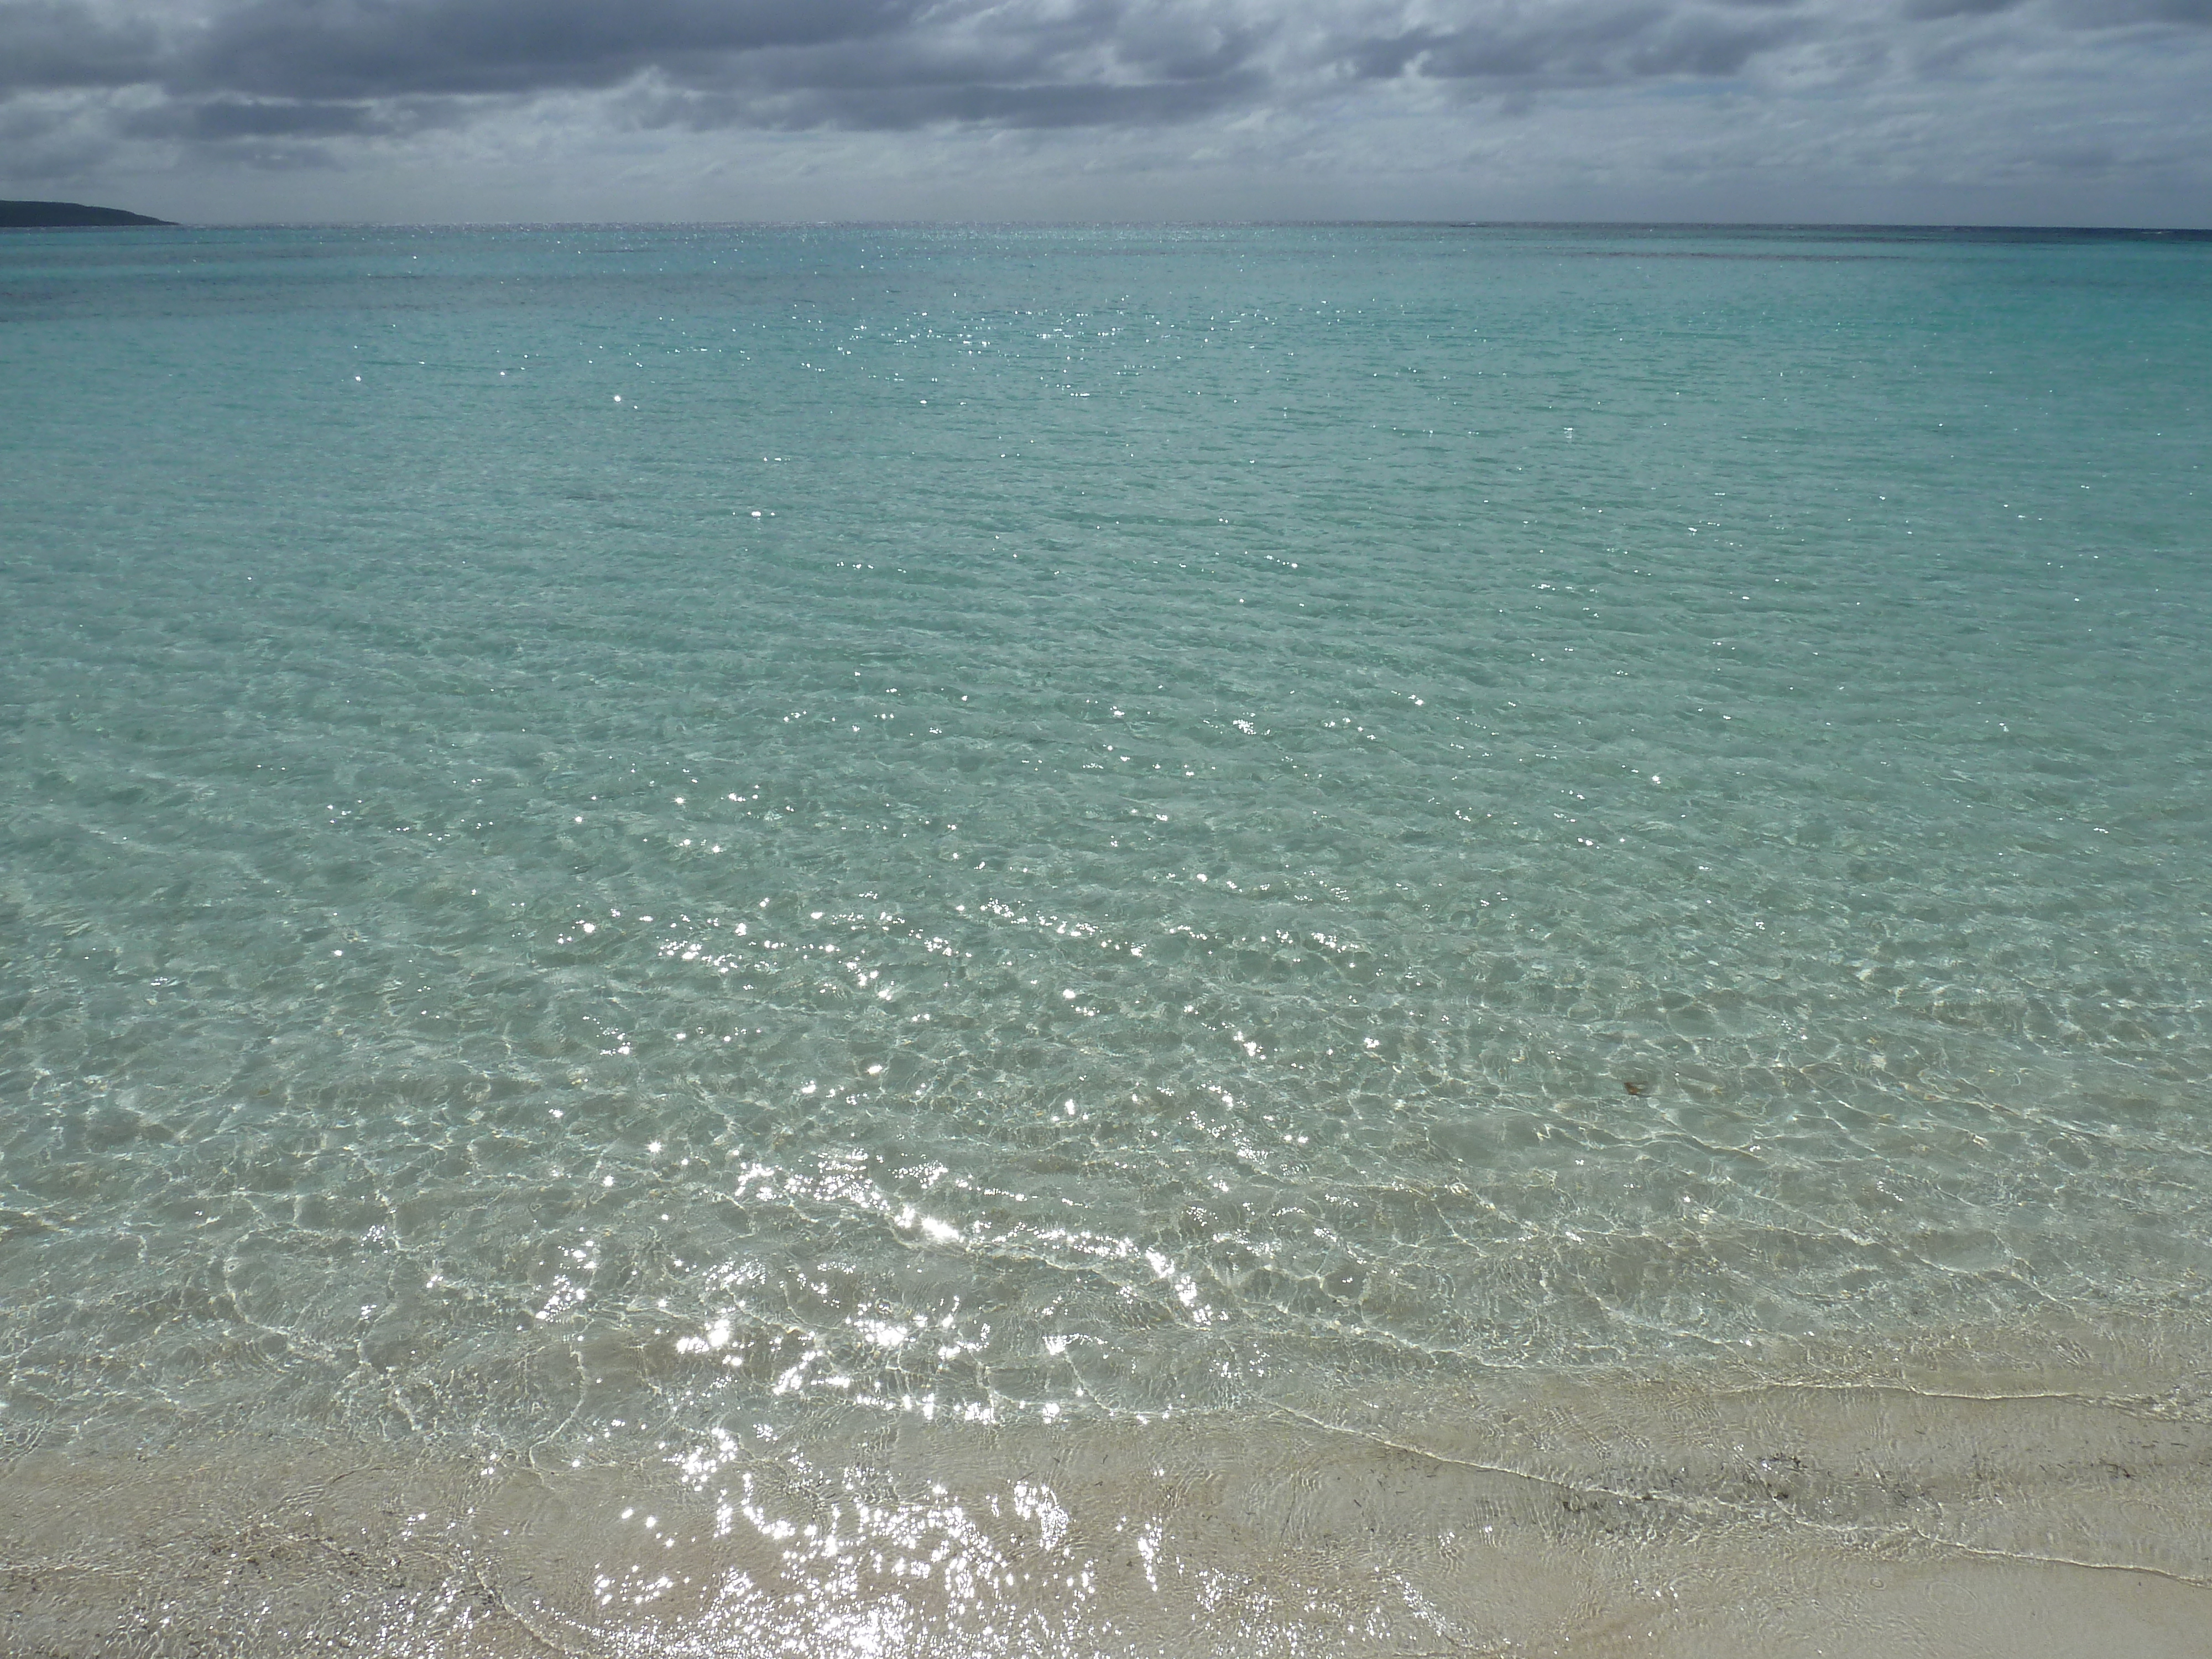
[9,1331,2209,1657]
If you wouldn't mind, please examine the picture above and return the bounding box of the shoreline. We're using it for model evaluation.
[9,1325,2208,1657]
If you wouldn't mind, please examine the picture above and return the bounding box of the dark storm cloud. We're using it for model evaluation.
[0,0,1277,136]
[2,0,2210,155]
[187,0,917,100]
[0,1,160,91]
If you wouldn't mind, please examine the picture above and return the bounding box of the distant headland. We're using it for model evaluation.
[1,200,174,228]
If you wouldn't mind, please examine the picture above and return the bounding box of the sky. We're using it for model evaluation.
[3,0,2210,225]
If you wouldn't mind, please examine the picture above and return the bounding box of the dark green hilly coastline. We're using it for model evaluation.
[2,200,173,228]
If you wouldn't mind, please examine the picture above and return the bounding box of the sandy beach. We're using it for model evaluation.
[9,1321,2208,1657]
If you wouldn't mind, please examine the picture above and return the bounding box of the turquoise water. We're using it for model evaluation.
[3,222,2211,1648]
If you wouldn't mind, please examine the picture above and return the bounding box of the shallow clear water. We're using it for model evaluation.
[3,222,2210,1647]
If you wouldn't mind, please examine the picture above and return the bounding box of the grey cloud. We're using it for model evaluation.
[1919,0,2212,19]
[627,11,1269,131]
[1901,0,2023,19]
[116,96,441,140]
[2057,0,2212,20]
[187,0,915,100]
[1339,3,1807,88]
[1926,0,2212,21]
[0,90,126,179]
[642,69,1266,133]
[3,0,2212,161]
[0,1,161,91]
[1,0,1280,139]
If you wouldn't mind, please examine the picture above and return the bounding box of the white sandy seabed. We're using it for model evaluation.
[6,1318,2209,1659]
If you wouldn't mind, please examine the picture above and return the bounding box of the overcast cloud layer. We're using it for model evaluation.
[3,0,2209,222]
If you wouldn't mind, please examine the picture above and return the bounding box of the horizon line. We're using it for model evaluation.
[9,212,2211,236]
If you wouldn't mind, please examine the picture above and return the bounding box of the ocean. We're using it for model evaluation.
[3,222,2209,1655]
